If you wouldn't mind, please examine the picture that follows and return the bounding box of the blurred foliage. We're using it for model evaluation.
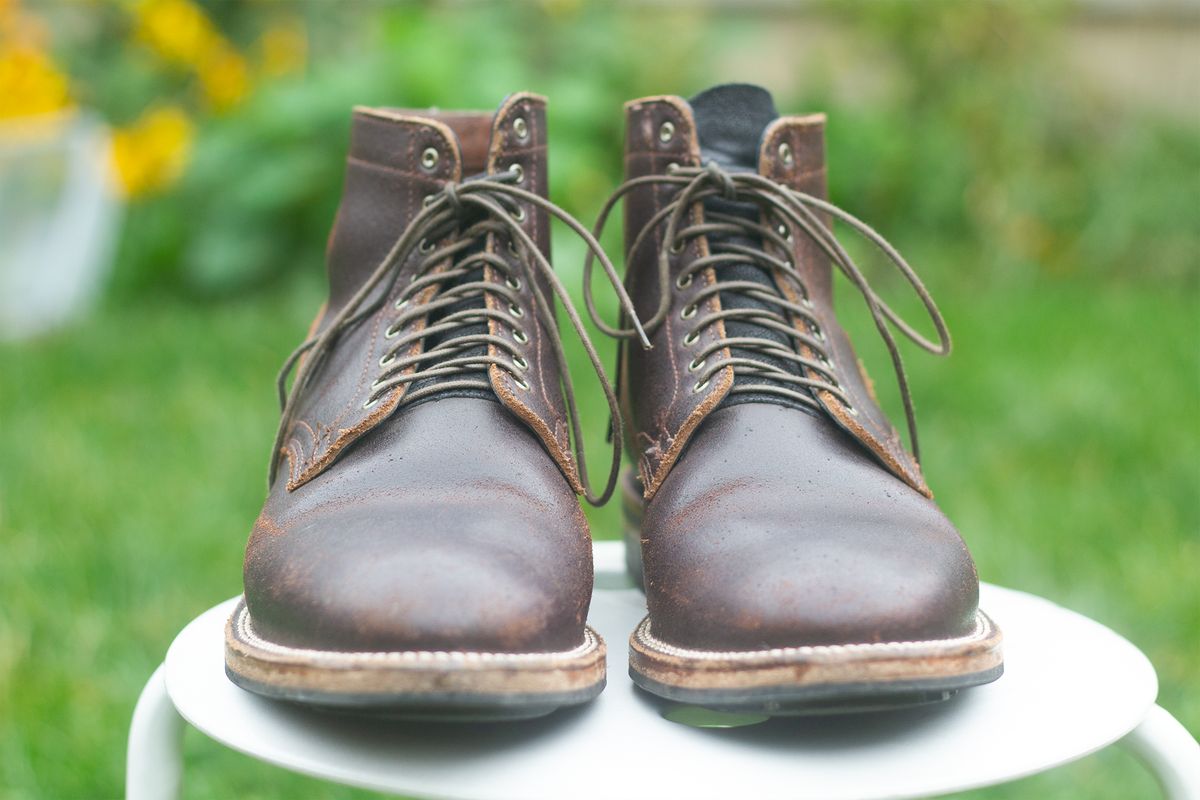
[819,0,1199,285]
[1,2,1197,798]
[25,0,1199,293]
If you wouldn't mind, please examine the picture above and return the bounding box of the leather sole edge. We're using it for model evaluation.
[224,598,607,719]
[628,609,1004,712]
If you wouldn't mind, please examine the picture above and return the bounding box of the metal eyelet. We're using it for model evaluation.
[422,194,436,207]
[812,325,826,342]
[659,120,675,142]
[513,329,529,343]
[394,297,409,309]
[513,356,528,370]
[680,304,697,319]
[682,331,699,346]
[693,379,711,393]
[379,352,395,367]
[509,163,524,184]
[776,223,793,242]
[670,238,685,254]
[384,324,400,339]
[801,295,815,309]
[362,396,380,409]
[666,162,681,173]
[418,238,434,254]
[688,357,706,372]
[514,377,530,390]
[675,273,693,289]
[513,116,529,141]
[778,141,794,167]
[505,275,522,290]
[511,205,526,222]
[847,404,859,416]
[509,304,524,318]
[420,147,439,170]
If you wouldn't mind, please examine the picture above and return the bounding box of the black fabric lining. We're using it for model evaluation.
[689,84,817,416]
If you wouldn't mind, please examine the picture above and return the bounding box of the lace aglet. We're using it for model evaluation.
[632,317,652,350]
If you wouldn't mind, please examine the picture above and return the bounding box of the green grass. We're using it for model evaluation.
[0,261,1195,798]
[4,263,1195,800]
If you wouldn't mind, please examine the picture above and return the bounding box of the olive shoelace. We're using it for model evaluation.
[272,168,648,505]
[584,161,950,462]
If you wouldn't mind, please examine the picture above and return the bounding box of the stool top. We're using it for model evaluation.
[164,541,1157,800]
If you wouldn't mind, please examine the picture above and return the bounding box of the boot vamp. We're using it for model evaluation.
[641,403,980,650]
[244,397,592,654]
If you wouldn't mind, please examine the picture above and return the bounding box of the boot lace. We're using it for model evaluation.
[272,168,648,505]
[584,161,950,462]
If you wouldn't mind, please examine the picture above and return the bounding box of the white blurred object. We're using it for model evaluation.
[0,112,122,340]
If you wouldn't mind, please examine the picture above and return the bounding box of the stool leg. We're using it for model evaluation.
[1119,704,1200,800]
[127,665,186,800]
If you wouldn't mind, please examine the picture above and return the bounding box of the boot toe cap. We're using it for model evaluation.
[242,501,591,655]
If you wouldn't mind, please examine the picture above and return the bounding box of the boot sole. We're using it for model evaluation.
[628,610,1003,715]
[621,472,1003,715]
[224,598,606,720]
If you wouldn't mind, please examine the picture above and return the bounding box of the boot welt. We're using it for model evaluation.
[628,611,1003,715]
[224,599,606,720]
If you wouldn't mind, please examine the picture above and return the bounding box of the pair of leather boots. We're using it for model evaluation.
[224,84,1003,720]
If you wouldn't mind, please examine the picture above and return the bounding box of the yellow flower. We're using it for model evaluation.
[133,0,220,68]
[0,45,72,119]
[259,21,306,78]
[197,44,248,110]
[110,105,193,198]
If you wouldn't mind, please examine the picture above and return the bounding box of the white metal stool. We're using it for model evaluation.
[127,540,1199,800]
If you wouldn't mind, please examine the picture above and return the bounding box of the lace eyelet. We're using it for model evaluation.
[394,297,409,309]
[420,147,440,171]
[384,324,400,339]
[505,275,522,290]
[666,162,681,173]
[513,329,529,344]
[509,163,524,184]
[675,273,693,288]
[813,326,826,342]
[379,353,395,367]
[776,223,793,242]
[511,205,526,222]
[659,120,675,142]
[688,357,706,372]
[514,377,530,390]
[513,116,529,141]
[509,304,524,318]
[513,356,528,370]
[418,238,434,254]
[778,141,794,167]
[670,238,685,255]
[507,239,519,255]
[682,331,699,346]
[693,378,710,393]
[680,304,697,319]
[422,194,436,207]
[363,396,380,409]
[847,404,859,417]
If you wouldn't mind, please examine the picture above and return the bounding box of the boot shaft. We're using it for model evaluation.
[618,87,932,498]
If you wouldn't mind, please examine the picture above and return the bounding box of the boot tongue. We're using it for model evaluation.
[407,174,494,403]
[688,85,806,409]
[690,84,778,171]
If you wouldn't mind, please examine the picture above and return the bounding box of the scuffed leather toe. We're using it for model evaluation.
[242,398,593,656]
[640,403,980,651]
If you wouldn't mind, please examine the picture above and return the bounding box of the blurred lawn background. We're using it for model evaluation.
[1,1,1197,798]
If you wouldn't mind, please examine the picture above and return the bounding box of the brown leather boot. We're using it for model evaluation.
[224,94,638,719]
[588,84,1003,714]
